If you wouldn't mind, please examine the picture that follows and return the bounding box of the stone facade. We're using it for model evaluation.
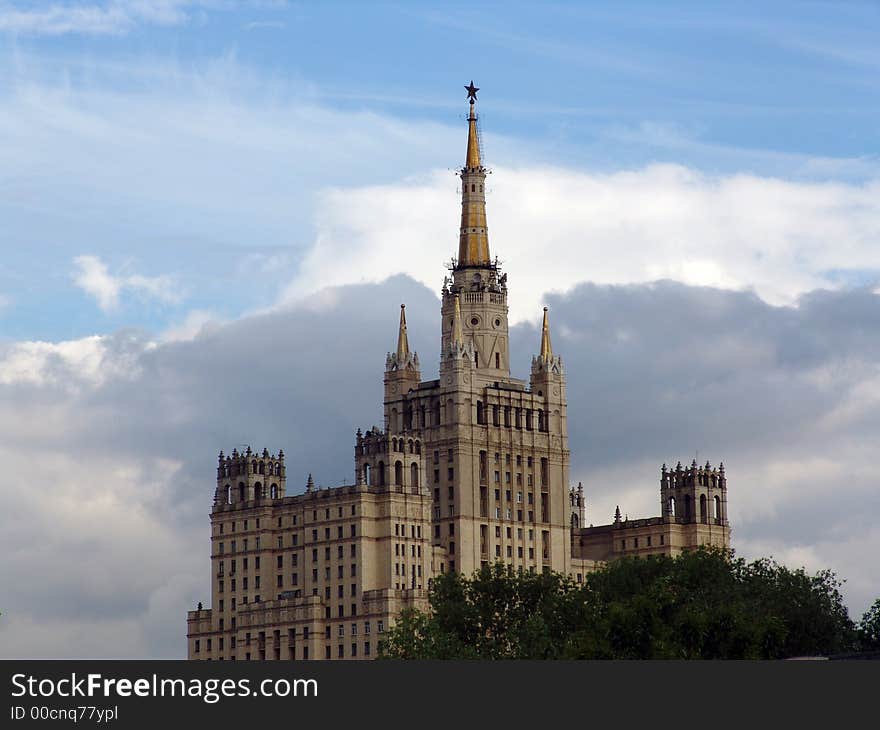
[186,85,730,660]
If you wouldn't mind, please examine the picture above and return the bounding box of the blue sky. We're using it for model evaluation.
[2,0,880,342]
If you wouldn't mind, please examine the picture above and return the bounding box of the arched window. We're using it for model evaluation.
[251,460,257,474]
[537,411,545,432]
[415,441,421,455]
[700,494,707,523]
[377,461,386,487]
[684,494,692,521]
[270,483,278,499]
[408,439,414,454]
[571,513,579,528]
[363,463,371,486]
[433,400,441,425]
[394,461,403,486]
[254,482,262,501]
[411,463,419,488]
[714,495,722,522]
[476,400,484,424]
[668,496,676,516]
[224,484,231,504]
[471,183,475,192]
[274,463,281,476]
[392,438,397,452]
[238,482,245,502]
[259,462,265,475]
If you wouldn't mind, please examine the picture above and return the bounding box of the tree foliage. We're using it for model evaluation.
[858,598,880,651]
[381,547,861,659]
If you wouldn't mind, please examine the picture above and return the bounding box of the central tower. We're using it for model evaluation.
[361,82,572,576]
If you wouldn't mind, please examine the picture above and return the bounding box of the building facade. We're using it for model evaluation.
[187,84,731,660]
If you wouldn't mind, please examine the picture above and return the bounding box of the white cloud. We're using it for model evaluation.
[283,164,880,324]
[0,1,217,36]
[72,255,181,312]
[160,308,222,342]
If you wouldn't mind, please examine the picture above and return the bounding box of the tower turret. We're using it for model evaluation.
[385,304,421,402]
[214,446,286,505]
[660,458,728,526]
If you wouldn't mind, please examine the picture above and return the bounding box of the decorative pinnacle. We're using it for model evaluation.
[451,294,463,347]
[306,473,314,492]
[465,80,479,103]
[540,306,553,361]
[397,304,409,360]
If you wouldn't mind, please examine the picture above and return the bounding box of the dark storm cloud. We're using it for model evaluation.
[2,276,879,656]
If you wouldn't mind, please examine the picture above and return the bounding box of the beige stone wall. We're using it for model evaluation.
[187,481,434,661]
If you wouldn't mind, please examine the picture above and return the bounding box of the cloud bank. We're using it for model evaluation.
[286,165,880,324]
[2,276,879,657]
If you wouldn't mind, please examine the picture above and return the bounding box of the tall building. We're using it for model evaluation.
[187,83,730,661]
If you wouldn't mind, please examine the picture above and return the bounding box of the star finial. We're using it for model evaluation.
[465,80,479,103]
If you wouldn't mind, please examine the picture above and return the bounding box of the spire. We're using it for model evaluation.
[540,307,553,361]
[451,294,463,346]
[386,303,419,373]
[306,473,314,492]
[465,81,481,169]
[458,81,490,268]
[396,304,409,360]
[531,305,563,376]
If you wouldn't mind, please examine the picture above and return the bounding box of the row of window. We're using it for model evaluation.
[217,504,360,535]
[621,534,665,550]
[475,402,547,431]
[216,525,358,555]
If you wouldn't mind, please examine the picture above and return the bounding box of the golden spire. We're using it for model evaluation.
[396,304,409,360]
[458,81,490,267]
[465,81,481,169]
[540,307,553,361]
[451,294,463,346]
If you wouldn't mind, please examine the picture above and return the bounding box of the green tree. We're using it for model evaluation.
[858,598,880,650]
[380,548,858,659]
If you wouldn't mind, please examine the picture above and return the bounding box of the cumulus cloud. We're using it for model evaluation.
[283,165,880,324]
[72,255,181,312]
[2,276,880,657]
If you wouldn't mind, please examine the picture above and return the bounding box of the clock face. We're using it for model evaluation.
[390,384,398,394]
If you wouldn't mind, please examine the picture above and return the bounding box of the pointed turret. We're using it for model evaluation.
[458,81,490,268]
[531,306,563,376]
[540,307,553,361]
[396,304,409,360]
[306,473,314,492]
[386,303,420,376]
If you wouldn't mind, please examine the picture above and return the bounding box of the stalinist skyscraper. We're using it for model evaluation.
[187,83,730,661]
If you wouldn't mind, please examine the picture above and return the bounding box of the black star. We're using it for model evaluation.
[465,80,479,102]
